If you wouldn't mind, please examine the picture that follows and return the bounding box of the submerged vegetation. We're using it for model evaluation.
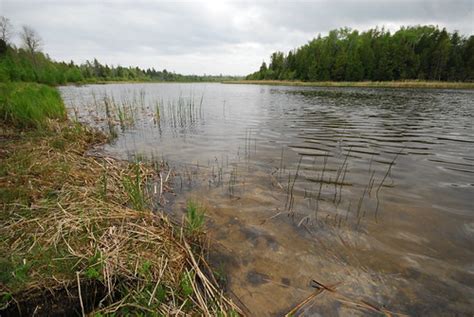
[247,25,474,82]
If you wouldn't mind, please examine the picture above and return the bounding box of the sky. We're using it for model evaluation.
[1,0,473,75]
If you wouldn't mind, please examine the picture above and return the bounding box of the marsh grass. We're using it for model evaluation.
[79,90,205,138]
[0,122,241,315]
[271,145,399,230]
[0,83,66,129]
[165,95,203,128]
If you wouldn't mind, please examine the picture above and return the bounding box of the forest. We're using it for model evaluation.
[0,18,237,86]
[247,25,474,82]
[0,44,236,85]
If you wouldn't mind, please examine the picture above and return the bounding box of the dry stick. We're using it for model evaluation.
[297,215,311,227]
[260,210,284,225]
[284,289,324,317]
[181,240,240,313]
[188,268,211,316]
[159,172,163,197]
[164,168,172,183]
[270,173,285,191]
[148,256,167,306]
[285,279,340,316]
[76,272,85,317]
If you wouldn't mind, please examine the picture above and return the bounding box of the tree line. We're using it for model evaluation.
[247,25,474,82]
[0,16,238,85]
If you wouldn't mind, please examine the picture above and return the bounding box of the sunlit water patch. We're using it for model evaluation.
[60,83,474,316]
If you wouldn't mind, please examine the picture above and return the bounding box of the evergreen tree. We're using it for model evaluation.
[246,25,473,82]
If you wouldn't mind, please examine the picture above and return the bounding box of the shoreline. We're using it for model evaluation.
[0,105,242,315]
[222,80,474,90]
[60,79,243,87]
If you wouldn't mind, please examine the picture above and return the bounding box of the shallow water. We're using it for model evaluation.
[60,83,474,316]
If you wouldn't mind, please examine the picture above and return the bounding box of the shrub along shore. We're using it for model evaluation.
[0,83,241,316]
[223,79,474,89]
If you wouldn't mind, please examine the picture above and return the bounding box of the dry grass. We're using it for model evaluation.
[0,121,241,316]
[224,80,474,90]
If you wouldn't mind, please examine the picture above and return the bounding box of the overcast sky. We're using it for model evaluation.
[1,0,473,75]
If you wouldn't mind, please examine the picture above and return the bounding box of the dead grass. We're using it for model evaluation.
[0,120,241,316]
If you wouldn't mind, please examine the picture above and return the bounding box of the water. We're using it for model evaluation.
[60,83,474,316]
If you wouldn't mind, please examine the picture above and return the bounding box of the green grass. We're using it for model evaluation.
[0,82,66,128]
[224,79,474,90]
[185,200,206,234]
[122,162,146,211]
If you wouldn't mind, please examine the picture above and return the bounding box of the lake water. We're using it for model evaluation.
[60,83,474,316]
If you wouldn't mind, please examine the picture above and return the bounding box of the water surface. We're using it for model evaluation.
[60,83,474,316]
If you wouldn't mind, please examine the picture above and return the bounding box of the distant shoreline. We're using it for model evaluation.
[60,79,233,86]
[222,80,474,90]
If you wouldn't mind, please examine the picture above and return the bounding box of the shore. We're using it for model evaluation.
[223,80,474,90]
[0,83,241,315]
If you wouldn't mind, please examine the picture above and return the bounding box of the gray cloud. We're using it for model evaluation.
[1,0,473,75]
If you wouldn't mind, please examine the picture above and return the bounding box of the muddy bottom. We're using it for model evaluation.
[172,165,474,316]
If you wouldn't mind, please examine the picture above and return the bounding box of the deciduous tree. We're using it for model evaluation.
[0,16,13,43]
[21,25,42,54]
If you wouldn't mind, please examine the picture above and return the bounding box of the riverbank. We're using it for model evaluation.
[223,80,474,89]
[0,83,241,315]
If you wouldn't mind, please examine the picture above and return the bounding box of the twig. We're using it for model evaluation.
[76,272,85,317]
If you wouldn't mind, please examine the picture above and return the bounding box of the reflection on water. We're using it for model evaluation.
[60,83,474,316]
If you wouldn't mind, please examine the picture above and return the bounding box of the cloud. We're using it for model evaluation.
[1,0,473,75]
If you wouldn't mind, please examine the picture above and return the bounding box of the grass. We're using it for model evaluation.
[185,200,206,234]
[223,79,474,90]
[0,119,241,315]
[0,82,66,128]
[122,162,146,211]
